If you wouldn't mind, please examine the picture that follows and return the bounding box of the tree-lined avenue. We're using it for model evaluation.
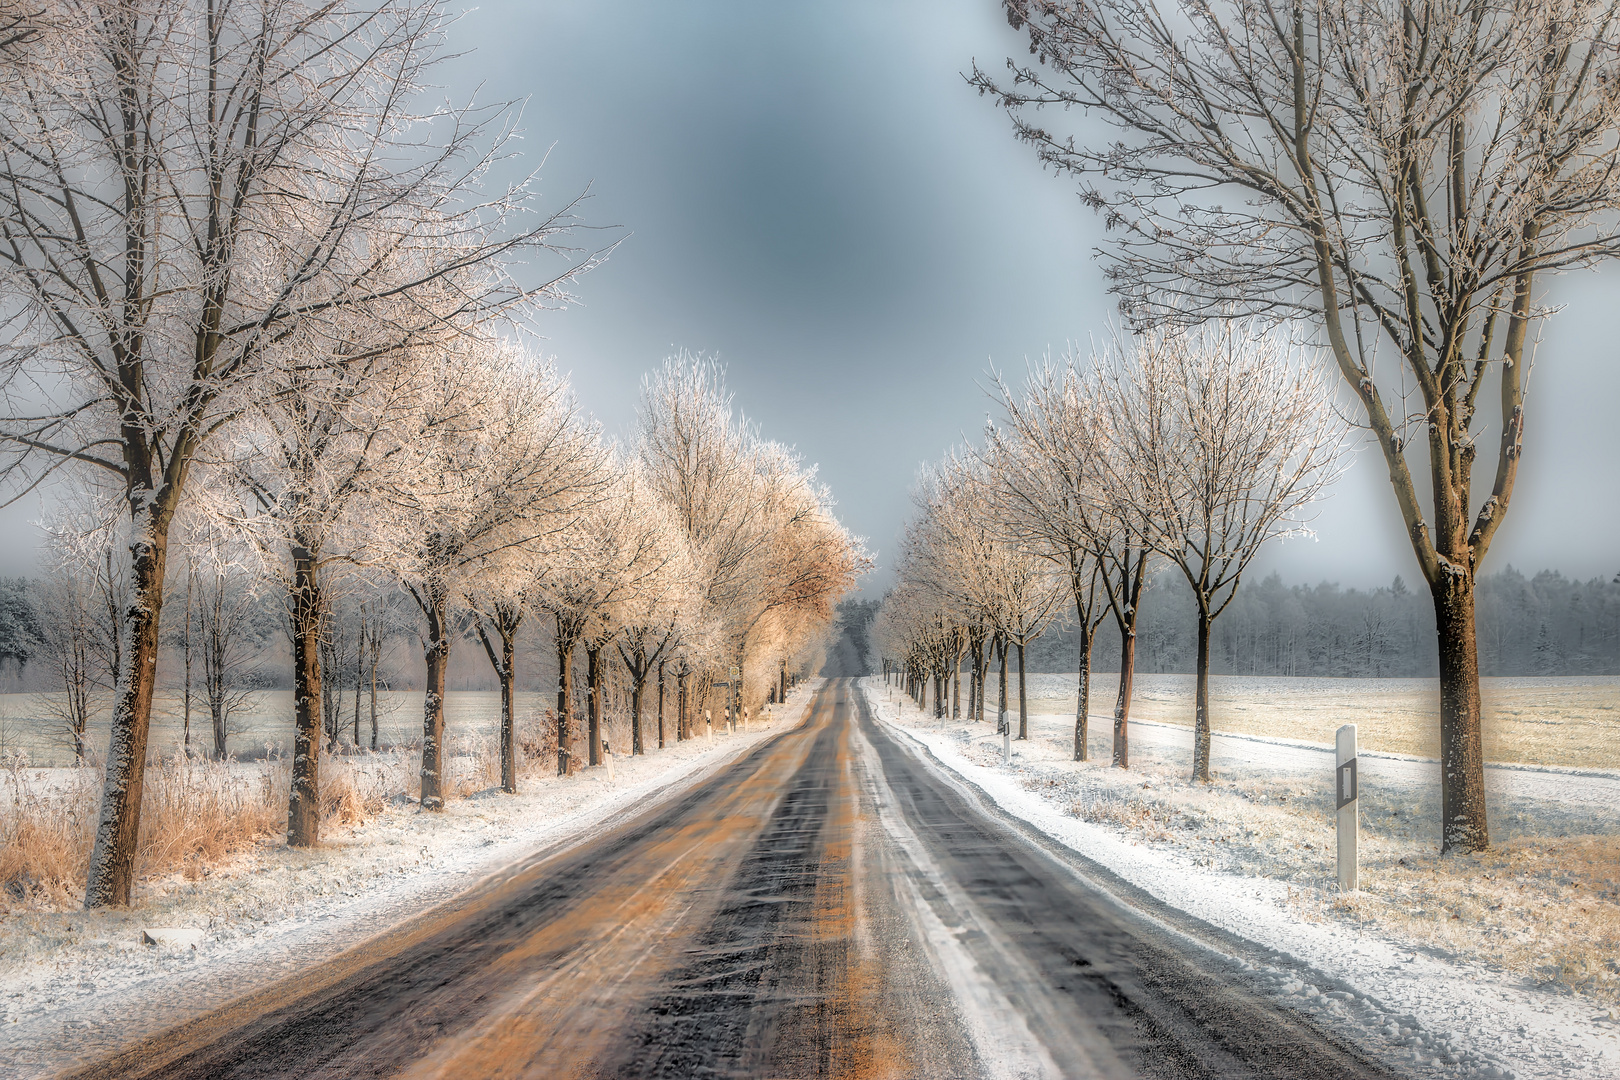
[67,680,1396,1080]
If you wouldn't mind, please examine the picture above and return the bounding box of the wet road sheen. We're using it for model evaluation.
[69,681,1397,1079]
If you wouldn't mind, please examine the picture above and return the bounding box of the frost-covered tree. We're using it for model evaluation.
[976,0,1620,850]
[612,482,701,756]
[638,354,860,726]
[989,368,1113,760]
[1098,322,1346,781]
[33,491,125,762]
[990,356,1154,767]
[218,316,452,841]
[0,0,601,904]
[385,345,601,808]
[535,457,686,770]
[461,369,605,794]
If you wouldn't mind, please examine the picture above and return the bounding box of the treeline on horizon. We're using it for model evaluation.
[844,565,1620,680]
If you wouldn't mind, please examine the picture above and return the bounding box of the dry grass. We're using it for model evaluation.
[1024,755,1620,1003]
[0,750,405,912]
[1320,835,1620,1001]
[443,711,560,798]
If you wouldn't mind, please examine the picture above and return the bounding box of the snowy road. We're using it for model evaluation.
[65,680,1401,1079]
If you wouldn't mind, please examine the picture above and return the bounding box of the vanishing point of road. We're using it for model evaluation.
[68,679,1399,1079]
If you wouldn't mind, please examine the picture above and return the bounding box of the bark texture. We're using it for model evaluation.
[84,503,172,909]
[1192,608,1213,783]
[287,545,324,847]
[420,600,450,810]
[1074,628,1092,763]
[1113,631,1136,769]
[1434,575,1488,851]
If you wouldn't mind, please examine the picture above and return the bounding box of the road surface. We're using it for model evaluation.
[69,680,1397,1079]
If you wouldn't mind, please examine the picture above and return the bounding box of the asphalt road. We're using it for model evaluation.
[68,680,1400,1080]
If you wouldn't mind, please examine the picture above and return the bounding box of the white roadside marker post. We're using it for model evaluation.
[604,742,614,783]
[1002,706,1011,765]
[1336,723,1359,892]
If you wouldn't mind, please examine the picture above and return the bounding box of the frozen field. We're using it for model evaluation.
[975,672,1620,770]
[0,690,586,767]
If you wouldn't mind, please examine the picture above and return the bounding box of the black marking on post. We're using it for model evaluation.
[1336,758,1358,810]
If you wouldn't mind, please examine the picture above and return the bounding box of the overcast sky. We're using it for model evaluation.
[1,0,1615,592]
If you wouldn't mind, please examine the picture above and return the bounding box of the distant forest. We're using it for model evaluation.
[1022,568,1620,677]
[842,569,1620,679]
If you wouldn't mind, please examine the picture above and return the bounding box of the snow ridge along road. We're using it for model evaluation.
[61,680,1405,1079]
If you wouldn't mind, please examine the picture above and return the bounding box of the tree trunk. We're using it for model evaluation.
[287,544,324,847]
[587,644,603,766]
[973,639,987,723]
[779,657,787,705]
[1017,640,1028,740]
[997,636,1009,735]
[499,629,516,793]
[952,654,961,719]
[1074,625,1092,763]
[631,667,645,755]
[182,575,192,751]
[420,599,450,810]
[1192,606,1213,782]
[657,661,666,749]
[210,596,227,757]
[732,639,744,734]
[677,667,688,741]
[1434,573,1489,852]
[1113,629,1136,769]
[556,630,575,775]
[369,626,379,752]
[353,614,363,748]
[83,504,171,909]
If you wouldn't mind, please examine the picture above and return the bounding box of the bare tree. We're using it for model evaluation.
[387,346,602,808]
[462,362,604,794]
[989,368,1114,761]
[0,0,603,905]
[978,0,1620,850]
[189,548,267,759]
[1098,322,1346,781]
[33,493,124,762]
[987,363,1153,767]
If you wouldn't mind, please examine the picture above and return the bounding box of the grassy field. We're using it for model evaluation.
[1002,673,1620,770]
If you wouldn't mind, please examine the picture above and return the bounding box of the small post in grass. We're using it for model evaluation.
[1336,723,1358,892]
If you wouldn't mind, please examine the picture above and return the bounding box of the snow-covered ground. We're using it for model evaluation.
[862,677,1620,1080]
[0,685,817,1079]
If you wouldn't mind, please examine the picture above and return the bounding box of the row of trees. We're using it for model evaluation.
[875,320,1344,783]
[1023,568,1620,679]
[0,1,860,908]
[973,0,1620,854]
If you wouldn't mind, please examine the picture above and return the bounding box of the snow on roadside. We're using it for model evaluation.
[861,678,1620,1080]
[0,683,817,1079]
